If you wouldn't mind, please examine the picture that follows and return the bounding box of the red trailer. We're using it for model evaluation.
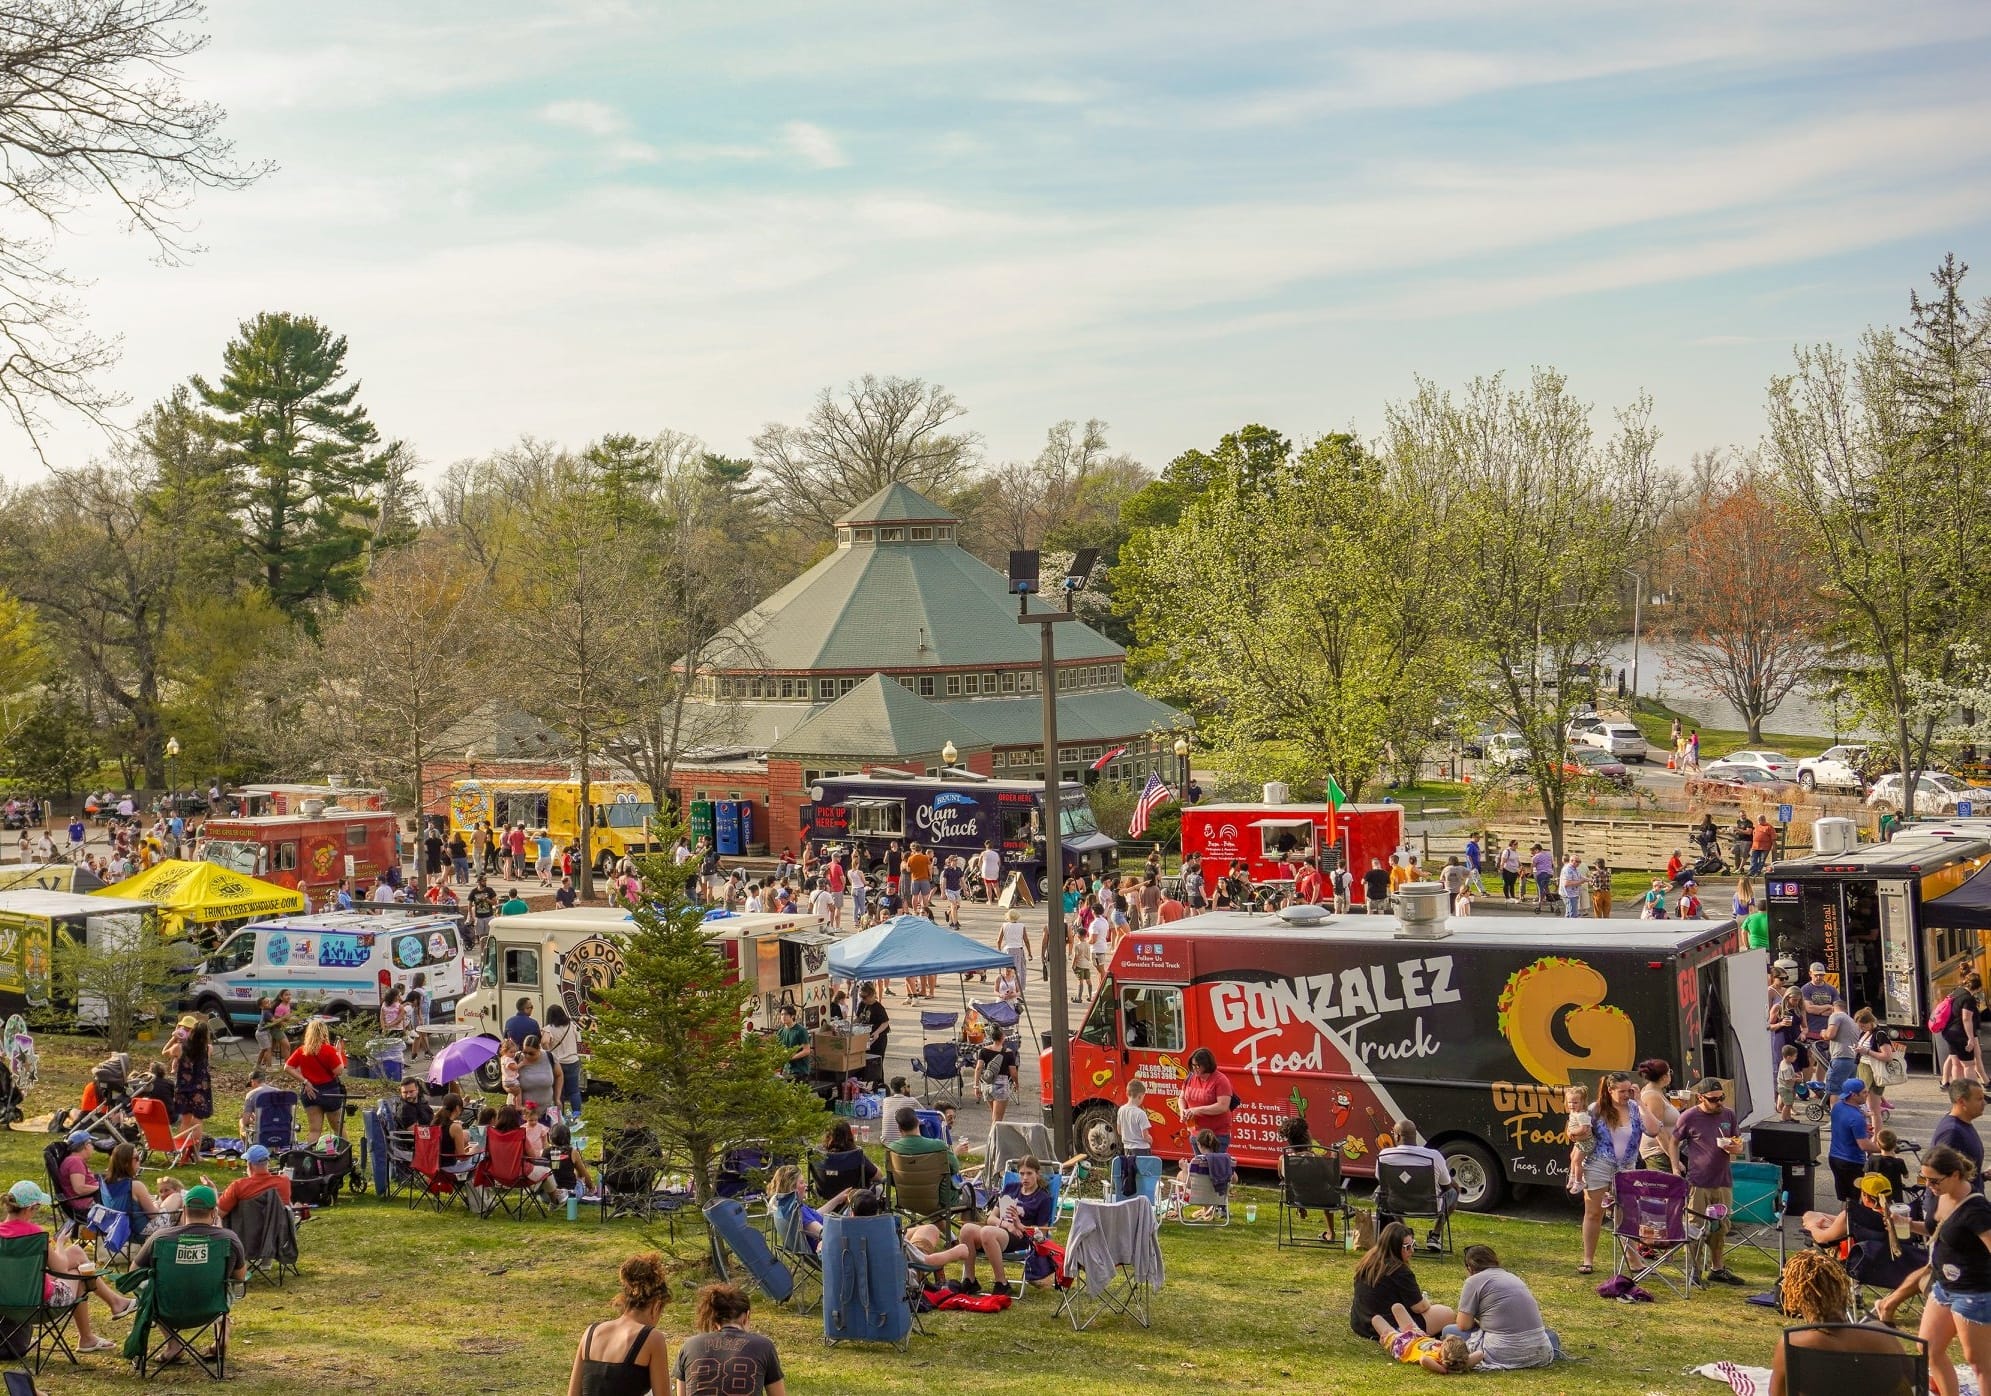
[200,810,401,903]
[1179,801,1404,906]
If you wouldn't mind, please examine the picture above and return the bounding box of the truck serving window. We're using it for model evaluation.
[502,947,540,990]
[849,799,905,838]
[1120,985,1184,1053]
[346,824,369,848]
[1079,979,1118,1047]
[274,842,299,872]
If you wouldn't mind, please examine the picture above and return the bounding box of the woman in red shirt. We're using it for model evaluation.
[284,1020,348,1138]
[1179,1047,1236,1153]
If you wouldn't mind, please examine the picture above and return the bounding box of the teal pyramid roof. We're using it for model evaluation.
[768,674,986,759]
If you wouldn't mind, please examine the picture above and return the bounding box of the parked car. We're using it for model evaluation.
[1796,745,1871,793]
[1866,770,1982,815]
[1573,718,1648,763]
[1708,749,1798,781]
[1483,732,1531,768]
[1689,766,1800,803]
[1564,747,1633,789]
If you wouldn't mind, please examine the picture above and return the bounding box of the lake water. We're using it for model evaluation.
[1598,638,1848,740]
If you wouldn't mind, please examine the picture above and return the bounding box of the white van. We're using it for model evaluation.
[187,910,466,1025]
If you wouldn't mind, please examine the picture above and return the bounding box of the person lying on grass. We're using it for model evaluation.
[1371,1304,1481,1374]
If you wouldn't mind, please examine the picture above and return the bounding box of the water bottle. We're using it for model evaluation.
[566,1194,579,1221]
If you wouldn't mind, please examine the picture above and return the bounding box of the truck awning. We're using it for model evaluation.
[1924,862,1991,930]
[1249,818,1317,829]
[846,797,902,809]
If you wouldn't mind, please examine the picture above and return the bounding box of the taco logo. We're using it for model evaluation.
[1495,955,1636,1086]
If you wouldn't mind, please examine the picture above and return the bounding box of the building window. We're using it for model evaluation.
[779,678,793,699]
[837,528,852,544]
[838,677,856,696]
[878,527,903,542]
[911,526,932,540]
[937,525,953,539]
[918,676,935,697]
[1057,670,1071,691]
[853,528,874,542]
[1000,671,1016,694]
[946,675,962,697]
[976,673,994,695]
[818,679,835,700]
[1019,670,1034,694]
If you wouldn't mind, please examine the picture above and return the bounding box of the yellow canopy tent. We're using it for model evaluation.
[95,859,306,937]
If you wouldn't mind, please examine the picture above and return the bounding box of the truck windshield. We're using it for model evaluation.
[204,840,263,877]
[1058,798,1100,838]
[603,801,657,829]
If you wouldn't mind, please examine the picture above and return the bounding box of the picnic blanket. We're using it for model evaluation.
[1698,1361,1977,1396]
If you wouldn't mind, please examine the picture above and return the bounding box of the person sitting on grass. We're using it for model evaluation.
[0,1179,135,1353]
[1352,1221,1456,1339]
[1769,1248,1906,1396]
[1371,1303,1480,1374]
[548,1124,596,1201]
[565,1252,670,1396]
[675,1282,787,1396]
[1449,1244,1554,1370]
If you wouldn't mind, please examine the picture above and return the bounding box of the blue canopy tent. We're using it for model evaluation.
[828,916,1034,1091]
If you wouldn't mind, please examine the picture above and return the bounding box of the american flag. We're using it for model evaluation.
[1129,771,1174,839]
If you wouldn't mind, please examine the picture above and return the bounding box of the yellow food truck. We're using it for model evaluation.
[446,778,659,876]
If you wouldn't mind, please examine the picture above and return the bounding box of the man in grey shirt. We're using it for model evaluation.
[1454,1244,1553,1369]
[1822,1004,1862,1096]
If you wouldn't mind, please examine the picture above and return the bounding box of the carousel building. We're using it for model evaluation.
[668,483,1187,851]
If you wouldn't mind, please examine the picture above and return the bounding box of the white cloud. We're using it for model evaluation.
[781,121,849,169]
[540,98,628,137]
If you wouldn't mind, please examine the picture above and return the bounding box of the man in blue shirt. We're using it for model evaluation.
[502,997,541,1050]
[1828,1078,1880,1204]
[1930,1079,1987,1196]
[1463,834,1486,895]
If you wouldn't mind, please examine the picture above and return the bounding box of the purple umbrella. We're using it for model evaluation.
[428,1032,502,1086]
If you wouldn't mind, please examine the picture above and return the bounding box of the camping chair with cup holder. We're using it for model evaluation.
[365,1102,420,1203]
[1279,1151,1356,1249]
[1847,1238,1929,1326]
[471,1129,550,1220]
[408,1124,476,1212]
[1376,1157,1454,1256]
[0,1228,85,1375]
[131,1226,238,1379]
[1056,1195,1163,1331]
[812,1148,877,1205]
[1780,1324,1926,1396]
[1724,1160,1789,1275]
[1611,1168,1701,1297]
[131,1098,199,1167]
[884,1149,972,1237]
[39,1142,96,1239]
[250,1090,299,1154]
[230,1187,300,1287]
[913,1042,967,1106]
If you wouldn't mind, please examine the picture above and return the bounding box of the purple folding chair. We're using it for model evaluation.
[1611,1168,1699,1296]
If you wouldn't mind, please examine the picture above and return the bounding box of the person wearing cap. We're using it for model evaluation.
[54,1130,102,1214]
[132,1184,246,1288]
[0,1178,134,1352]
[1801,1170,1928,1257]
[1798,964,1842,1083]
[216,1146,291,1221]
[1673,1077,1746,1285]
[1829,1078,1882,1203]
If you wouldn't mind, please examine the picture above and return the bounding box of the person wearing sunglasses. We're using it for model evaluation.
[1674,1077,1748,1285]
[1872,1144,1991,1396]
[1351,1220,1456,1341]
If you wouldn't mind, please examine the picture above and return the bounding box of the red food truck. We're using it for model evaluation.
[200,810,401,903]
[1179,798,1404,906]
[1045,905,1768,1209]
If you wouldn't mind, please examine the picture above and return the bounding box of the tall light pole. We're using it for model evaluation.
[1010,547,1097,1160]
[1173,735,1190,800]
[941,739,959,771]
[1619,569,1644,709]
[164,737,180,797]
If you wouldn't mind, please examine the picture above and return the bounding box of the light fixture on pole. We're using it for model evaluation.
[1010,546,1098,1160]
[165,736,181,795]
[1619,569,1644,707]
[941,740,958,769]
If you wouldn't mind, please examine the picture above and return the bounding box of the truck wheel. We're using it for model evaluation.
[1442,1139,1505,1212]
[596,852,616,878]
[1799,771,1816,791]
[195,996,226,1022]
[1073,1103,1120,1167]
[475,1060,503,1093]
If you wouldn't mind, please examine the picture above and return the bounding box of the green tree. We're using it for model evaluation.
[584,831,821,1203]
[1,689,100,796]
[0,589,49,723]
[54,912,177,1051]
[1388,371,1666,857]
[159,589,293,787]
[194,312,400,621]
[1117,431,1457,800]
[1119,423,1293,534]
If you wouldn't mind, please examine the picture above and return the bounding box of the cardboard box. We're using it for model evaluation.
[811,1030,869,1073]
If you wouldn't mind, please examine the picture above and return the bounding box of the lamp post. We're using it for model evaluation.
[1009,546,1098,1160]
[941,740,958,771]
[164,737,180,798]
[1173,735,1190,798]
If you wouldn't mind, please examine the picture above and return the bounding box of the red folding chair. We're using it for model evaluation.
[131,1097,199,1165]
[409,1124,474,1211]
[472,1128,549,1220]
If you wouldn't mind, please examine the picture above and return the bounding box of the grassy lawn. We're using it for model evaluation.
[1627,701,1834,762]
[3,1035,1791,1394]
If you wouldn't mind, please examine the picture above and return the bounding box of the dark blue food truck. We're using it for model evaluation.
[803,772,1117,894]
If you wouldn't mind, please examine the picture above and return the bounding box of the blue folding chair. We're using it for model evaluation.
[705,1198,797,1305]
[913,1109,947,1141]
[254,1089,299,1152]
[913,1043,965,1105]
[822,1211,917,1351]
[972,1000,1020,1033]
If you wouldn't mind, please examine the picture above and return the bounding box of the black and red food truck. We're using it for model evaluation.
[1047,906,1769,1209]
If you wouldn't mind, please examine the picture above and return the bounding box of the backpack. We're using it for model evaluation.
[1930,994,1957,1036]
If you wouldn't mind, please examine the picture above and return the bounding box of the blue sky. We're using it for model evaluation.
[11,0,1991,482]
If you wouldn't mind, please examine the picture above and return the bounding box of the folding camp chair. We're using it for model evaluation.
[251,1090,299,1153]
[913,1042,966,1105]
[770,1202,825,1313]
[914,1109,947,1141]
[134,1228,236,1379]
[714,1144,772,1215]
[1057,1196,1163,1330]
[1280,1152,1356,1249]
[704,1198,799,1304]
[598,1127,662,1222]
[1780,1324,1926,1396]
[473,1129,550,1220]
[0,1229,83,1374]
[132,1098,199,1166]
[1113,1153,1165,1205]
[368,1102,419,1202]
[884,1149,971,1234]
[408,1124,475,1211]
[986,1121,1055,1182]
[205,1012,255,1067]
[1174,1156,1232,1227]
[1725,1161,1788,1275]
[232,1187,300,1286]
[41,1141,94,1236]
[1612,1169,1700,1297]
[1376,1157,1455,1255]
[822,1211,917,1351]
[83,1200,136,1272]
[812,1148,878,1205]
[1848,1239,1929,1325]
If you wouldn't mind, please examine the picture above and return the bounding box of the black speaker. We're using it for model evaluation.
[1749,1120,1819,1166]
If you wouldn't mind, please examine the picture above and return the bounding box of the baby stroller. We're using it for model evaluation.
[47,1052,137,1149]
[0,1015,36,1125]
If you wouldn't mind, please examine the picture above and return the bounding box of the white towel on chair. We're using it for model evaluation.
[1065,1196,1165,1296]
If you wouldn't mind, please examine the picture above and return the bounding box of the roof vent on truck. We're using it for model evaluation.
[1394,881,1451,940]
[1277,903,1330,927]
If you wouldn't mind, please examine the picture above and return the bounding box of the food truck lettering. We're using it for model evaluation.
[1495,954,1637,1088]
[914,792,981,845]
[1207,955,1460,1076]
[1490,1079,1579,1157]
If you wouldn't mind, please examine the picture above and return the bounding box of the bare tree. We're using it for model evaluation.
[0,0,268,454]
[751,374,981,531]
[955,418,1146,561]
[293,540,494,894]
